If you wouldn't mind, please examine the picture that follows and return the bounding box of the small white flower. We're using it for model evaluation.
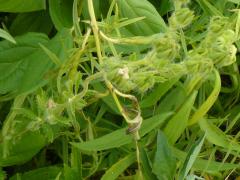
[118,66,130,79]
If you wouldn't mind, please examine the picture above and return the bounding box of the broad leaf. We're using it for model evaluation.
[0,0,46,12]
[10,11,53,36]
[152,131,177,180]
[0,132,46,167]
[0,29,73,95]
[117,0,167,36]
[49,0,73,31]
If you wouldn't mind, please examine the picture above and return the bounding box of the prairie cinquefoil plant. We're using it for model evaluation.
[0,0,240,179]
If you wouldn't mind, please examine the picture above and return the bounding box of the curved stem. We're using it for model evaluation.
[87,0,103,64]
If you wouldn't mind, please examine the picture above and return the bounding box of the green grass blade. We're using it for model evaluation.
[71,112,172,151]
[139,147,157,180]
[164,91,197,144]
[179,135,206,180]
[173,148,240,172]
[140,78,179,108]
[0,28,16,44]
[188,69,221,125]
[101,153,136,180]
[199,118,240,152]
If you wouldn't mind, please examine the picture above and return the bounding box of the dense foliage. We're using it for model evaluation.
[0,0,240,179]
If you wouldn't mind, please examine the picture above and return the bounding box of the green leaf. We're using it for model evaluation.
[49,0,73,31]
[173,148,240,172]
[63,165,81,180]
[0,0,46,12]
[152,131,177,180]
[9,166,62,180]
[179,135,206,180]
[93,82,120,114]
[140,78,179,108]
[0,29,16,44]
[164,91,197,144]
[10,11,53,36]
[0,29,73,95]
[0,169,6,179]
[188,69,221,125]
[139,147,157,180]
[227,0,240,3]
[117,0,167,36]
[199,118,240,152]
[196,0,222,16]
[0,132,47,167]
[155,86,187,114]
[101,153,136,180]
[71,112,172,151]
[158,0,174,16]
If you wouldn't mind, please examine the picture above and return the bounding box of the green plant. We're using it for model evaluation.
[0,0,240,179]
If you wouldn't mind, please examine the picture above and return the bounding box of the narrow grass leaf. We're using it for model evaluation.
[188,69,221,125]
[173,147,240,172]
[139,147,157,180]
[227,0,240,4]
[140,78,179,108]
[9,166,62,180]
[39,44,62,66]
[71,112,172,151]
[101,153,136,180]
[0,29,16,44]
[179,134,206,180]
[164,91,197,144]
[199,118,240,152]
[196,0,222,16]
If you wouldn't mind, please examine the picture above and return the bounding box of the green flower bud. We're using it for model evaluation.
[169,8,194,29]
[152,33,180,61]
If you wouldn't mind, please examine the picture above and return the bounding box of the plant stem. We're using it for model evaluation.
[87,0,103,64]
